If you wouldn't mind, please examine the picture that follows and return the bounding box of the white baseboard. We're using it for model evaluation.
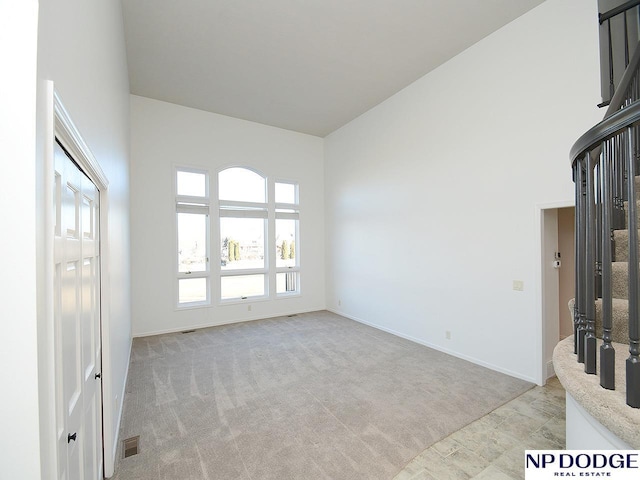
[108,338,132,477]
[327,308,537,385]
[132,308,320,338]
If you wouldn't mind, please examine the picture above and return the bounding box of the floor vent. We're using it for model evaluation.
[122,436,140,458]
[181,329,196,334]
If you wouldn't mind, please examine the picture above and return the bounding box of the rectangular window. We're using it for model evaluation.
[176,167,210,306]
[218,168,269,302]
[275,181,299,295]
[179,277,208,304]
[178,213,208,273]
[276,272,298,294]
[221,274,266,300]
[275,182,296,204]
[177,170,207,197]
[171,168,303,306]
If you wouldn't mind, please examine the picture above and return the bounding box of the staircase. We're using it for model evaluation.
[569,99,640,409]
[592,177,640,344]
[565,0,640,411]
[550,1,640,450]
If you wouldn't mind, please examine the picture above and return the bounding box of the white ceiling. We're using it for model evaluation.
[122,0,545,137]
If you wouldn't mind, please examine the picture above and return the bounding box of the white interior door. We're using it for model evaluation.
[54,139,103,480]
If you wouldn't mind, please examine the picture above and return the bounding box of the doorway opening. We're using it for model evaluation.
[541,205,575,381]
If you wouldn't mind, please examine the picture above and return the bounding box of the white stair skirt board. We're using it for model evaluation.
[566,393,632,450]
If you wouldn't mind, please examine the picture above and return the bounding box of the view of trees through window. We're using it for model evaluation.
[176,166,299,305]
[220,217,265,270]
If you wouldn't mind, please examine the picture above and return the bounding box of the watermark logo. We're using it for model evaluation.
[525,450,640,479]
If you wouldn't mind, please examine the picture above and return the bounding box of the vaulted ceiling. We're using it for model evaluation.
[122,0,546,137]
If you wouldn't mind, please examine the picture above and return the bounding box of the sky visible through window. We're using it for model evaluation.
[219,168,266,203]
[177,167,299,302]
[177,170,206,197]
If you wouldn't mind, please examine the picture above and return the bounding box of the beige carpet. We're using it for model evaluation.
[112,311,531,480]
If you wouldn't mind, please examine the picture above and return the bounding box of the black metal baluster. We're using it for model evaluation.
[613,136,624,229]
[597,157,603,299]
[609,19,615,101]
[602,138,616,390]
[574,162,580,354]
[620,134,629,227]
[585,151,598,375]
[625,11,630,71]
[578,158,587,364]
[628,125,640,408]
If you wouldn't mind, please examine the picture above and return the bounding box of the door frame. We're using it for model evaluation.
[40,83,115,477]
[535,200,574,386]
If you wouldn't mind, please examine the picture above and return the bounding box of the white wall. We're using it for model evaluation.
[34,0,131,476]
[0,2,41,478]
[324,0,603,383]
[130,96,325,336]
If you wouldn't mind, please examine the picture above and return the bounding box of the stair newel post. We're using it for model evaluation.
[627,124,640,408]
[577,156,588,364]
[601,137,616,390]
[585,150,598,375]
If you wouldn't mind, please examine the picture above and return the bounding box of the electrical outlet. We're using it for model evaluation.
[445,331,451,340]
[338,299,341,307]
[513,280,524,291]
[248,305,252,312]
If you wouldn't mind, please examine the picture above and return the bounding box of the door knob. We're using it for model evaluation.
[68,432,77,443]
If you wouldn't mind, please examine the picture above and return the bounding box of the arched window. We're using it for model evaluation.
[218,167,266,203]
[218,167,300,301]
[174,165,299,306]
[218,167,268,300]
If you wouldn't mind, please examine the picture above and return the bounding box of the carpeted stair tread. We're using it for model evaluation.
[609,261,640,300]
[612,262,629,299]
[595,297,630,345]
[620,177,640,228]
[624,200,640,228]
[613,229,640,262]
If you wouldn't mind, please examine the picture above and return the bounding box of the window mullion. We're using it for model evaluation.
[220,267,267,277]
[267,178,276,299]
[178,271,209,279]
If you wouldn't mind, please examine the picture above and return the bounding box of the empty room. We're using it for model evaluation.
[5,0,640,479]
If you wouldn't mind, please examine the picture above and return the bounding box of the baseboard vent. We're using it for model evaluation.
[181,329,196,334]
[122,436,140,458]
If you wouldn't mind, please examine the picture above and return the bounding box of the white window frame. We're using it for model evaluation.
[175,166,211,308]
[274,180,300,296]
[218,167,269,302]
